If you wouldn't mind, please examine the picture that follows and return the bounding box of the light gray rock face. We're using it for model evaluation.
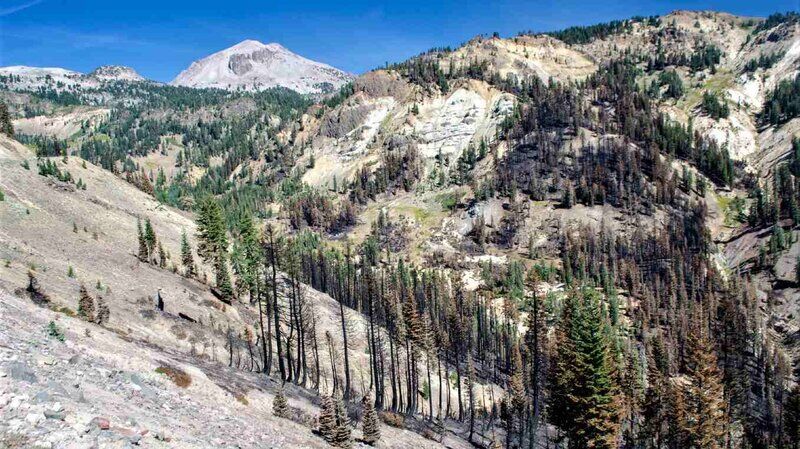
[88,65,146,82]
[171,40,353,94]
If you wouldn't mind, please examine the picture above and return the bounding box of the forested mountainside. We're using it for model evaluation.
[2,9,800,449]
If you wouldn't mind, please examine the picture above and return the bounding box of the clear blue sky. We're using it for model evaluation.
[1,0,797,82]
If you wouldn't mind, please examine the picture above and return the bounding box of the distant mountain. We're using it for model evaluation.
[0,65,149,92]
[88,65,146,82]
[170,40,353,94]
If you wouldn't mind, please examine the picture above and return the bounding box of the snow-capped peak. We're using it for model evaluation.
[170,40,353,94]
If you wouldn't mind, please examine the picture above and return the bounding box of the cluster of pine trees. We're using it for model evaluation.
[762,74,800,126]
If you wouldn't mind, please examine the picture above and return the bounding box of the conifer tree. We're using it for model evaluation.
[96,295,110,325]
[466,355,477,442]
[137,218,148,262]
[157,241,167,268]
[685,319,726,449]
[273,387,289,418]
[0,102,14,137]
[319,395,337,444]
[78,284,96,322]
[195,197,233,301]
[548,289,620,449]
[181,229,196,278]
[785,385,800,449]
[333,396,353,448]
[144,218,157,259]
[233,213,261,302]
[361,392,381,445]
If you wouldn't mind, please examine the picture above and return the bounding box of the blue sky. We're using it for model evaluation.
[1,0,797,82]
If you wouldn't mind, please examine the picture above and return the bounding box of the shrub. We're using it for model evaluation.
[379,411,405,428]
[155,364,191,388]
[46,321,65,342]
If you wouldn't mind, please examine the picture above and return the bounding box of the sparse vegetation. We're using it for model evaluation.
[702,91,730,119]
[155,364,192,388]
[762,74,800,125]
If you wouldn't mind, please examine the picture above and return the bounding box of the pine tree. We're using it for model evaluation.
[96,295,110,325]
[361,392,381,445]
[0,102,14,137]
[137,218,148,262]
[195,197,232,301]
[77,284,96,322]
[333,396,353,448]
[233,213,261,301]
[273,388,289,418]
[466,355,477,442]
[319,395,337,444]
[685,319,726,449]
[548,289,620,449]
[157,241,167,268]
[785,385,800,449]
[181,229,196,278]
[144,218,157,259]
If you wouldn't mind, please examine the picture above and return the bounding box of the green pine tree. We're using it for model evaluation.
[180,229,196,278]
[0,102,14,137]
[144,218,157,260]
[318,395,337,444]
[273,388,289,418]
[361,392,380,445]
[195,197,232,300]
[333,396,353,448]
[137,218,149,262]
[548,289,621,449]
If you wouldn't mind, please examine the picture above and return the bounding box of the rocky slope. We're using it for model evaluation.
[2,8,800,449]
[0,134,494,447]
[88,65,146,82]
[171,40,353,94]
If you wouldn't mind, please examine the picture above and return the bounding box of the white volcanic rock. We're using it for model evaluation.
[171,40,353,94]
[88,65,146,82]
[0,65,148,92]
[0,66,88,90]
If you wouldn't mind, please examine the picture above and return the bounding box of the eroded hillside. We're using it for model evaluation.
[2,8,800,449]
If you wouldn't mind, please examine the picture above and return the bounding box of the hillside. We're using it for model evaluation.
[2,8,800,449]
[0,134,495,447]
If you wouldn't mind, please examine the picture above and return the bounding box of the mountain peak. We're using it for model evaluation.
[171,40,352,94]
[89,65,146,82]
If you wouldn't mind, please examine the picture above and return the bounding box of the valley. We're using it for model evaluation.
[1,8,800,449]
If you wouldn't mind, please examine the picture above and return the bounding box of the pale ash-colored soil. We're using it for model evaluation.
[0,134,489,447]
[0,290,462,449]
[13,108,110,140]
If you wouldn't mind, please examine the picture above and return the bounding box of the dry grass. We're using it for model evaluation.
[235,393,249,405]
[155,364,192,388]
[379,411,405,428]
